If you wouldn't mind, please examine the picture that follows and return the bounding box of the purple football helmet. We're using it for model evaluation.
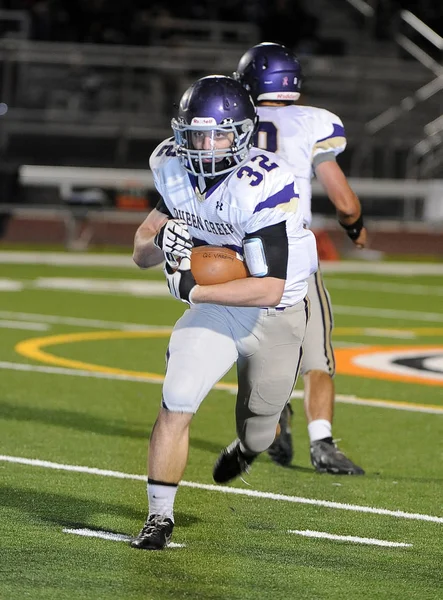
[171,75,257,177]
[233,42,302,103]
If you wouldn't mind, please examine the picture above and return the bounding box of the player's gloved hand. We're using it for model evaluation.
[164,257,197,304]
[164,252,180,270]
[154,219,193,259]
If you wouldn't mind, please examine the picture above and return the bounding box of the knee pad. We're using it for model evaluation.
[240,413,281,454]
[162,374,201,413]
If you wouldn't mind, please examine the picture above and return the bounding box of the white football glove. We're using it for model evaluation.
[154,219,193,261]
[164,257,197,304]
[164,252,180,270]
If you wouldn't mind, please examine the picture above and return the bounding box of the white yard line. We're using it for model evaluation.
[327,278,443,296]
[0,279,24,291]
[288,530,412,547]
[0,311,169,331]
[0,278,169,298]
[5,274,443,306]
[289,389,443,415]
[1,455,442,524]
[63,528,132,542]
[2,306,443,335]
[0,251,135,267]
[0,361,163,384]
[1,360,442,414]
[332,341,369,348]
[0,320,50,331]
[321,262,443,276]
[334,305,443,324]
[34,278,169,297]
[361,328,416,339]
[3,276,443,323]
[62,527,185,548]
[328,394,443,415]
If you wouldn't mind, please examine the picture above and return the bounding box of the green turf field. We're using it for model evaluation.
[1,252,442,600]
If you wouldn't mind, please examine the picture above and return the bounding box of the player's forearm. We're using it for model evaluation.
[191,277,284,307]
[334,190,362,224]
[326,184,361,223]
[133,208,170,269]
[315,161,361,222]
[133,231,164,269]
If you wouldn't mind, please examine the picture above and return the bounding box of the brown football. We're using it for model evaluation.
[191,246,249,285]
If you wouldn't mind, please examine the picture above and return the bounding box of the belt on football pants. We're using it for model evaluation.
[262,297,309,315]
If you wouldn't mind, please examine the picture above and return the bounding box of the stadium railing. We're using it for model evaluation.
[14,164,443,224]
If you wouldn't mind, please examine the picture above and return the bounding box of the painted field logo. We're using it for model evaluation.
[335,345,443,386]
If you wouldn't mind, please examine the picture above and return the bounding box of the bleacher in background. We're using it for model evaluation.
[0,38,439,176]
[0,2,441,235]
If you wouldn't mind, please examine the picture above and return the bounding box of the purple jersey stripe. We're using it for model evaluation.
[317,123,345,143]
[253,183,298,214]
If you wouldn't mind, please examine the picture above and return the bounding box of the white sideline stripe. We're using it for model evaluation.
[361,328,416,339]
[334,305,443,324]
[327,278,443,297]
[2,305,443,328]
[0,320,49,331]
[1,455,443,524]
[6,274,443,307]
[321,262,443,276]
[63,528,131,542]
[3,300,443,326]
[2,361,443,414]
[329,394,443,415]
[62,528,185,548]
[288,530,412,547]
[34,278,169,297]
[0,251,135,267]
[0,279,24,291]
[2,252,443,275]
[0,310,168,331]
[0,361,163,384]
[332,342,369,348]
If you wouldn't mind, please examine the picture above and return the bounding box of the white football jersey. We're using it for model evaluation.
[150,139,318,307]
[255,105,346,227]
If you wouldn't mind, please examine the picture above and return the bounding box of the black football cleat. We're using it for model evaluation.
[213,439,257,484]
[130,514,174,550]
[310,438,365,475]
[267,403,293,467]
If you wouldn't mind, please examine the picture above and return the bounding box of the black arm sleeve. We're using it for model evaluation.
[244,221,288,280]
[155,198,173,218]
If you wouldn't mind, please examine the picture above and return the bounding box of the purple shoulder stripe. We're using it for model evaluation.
[253,183,298,214]
[317,123,345,143]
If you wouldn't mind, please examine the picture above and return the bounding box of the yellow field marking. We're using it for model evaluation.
[14,330,236,392]
[15,330,170,380]
[15,331,443,410]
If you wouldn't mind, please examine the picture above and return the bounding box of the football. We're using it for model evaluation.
[191,246,249,285]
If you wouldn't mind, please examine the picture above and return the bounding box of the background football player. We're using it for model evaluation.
[234,42,367,475]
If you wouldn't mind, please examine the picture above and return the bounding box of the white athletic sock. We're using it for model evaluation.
[148,482,178,522]
[308,419,332,443]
